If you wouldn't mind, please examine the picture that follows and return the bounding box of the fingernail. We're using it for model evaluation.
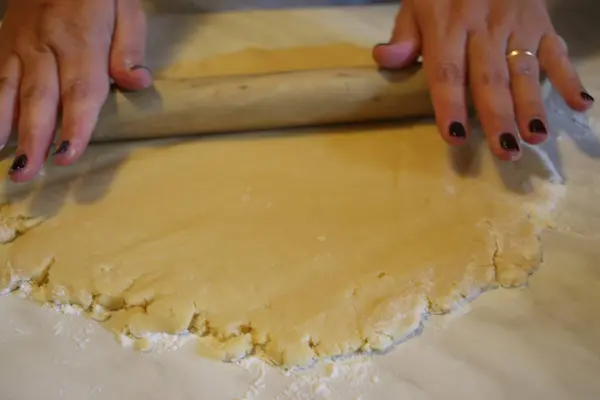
[375,42,389,47]
[130,64,151,73]
[581,91,595,102]
[528,119,547,135]
[499,133,520,152]
[8,154,27,175]
[53,141,70,155]
[448,121,467,138]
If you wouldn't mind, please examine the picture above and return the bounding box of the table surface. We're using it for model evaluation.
[1,3,600,400]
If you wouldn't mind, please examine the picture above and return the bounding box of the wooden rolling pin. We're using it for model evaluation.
[91,64,433,142]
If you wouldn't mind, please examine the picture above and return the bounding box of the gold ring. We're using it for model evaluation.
[506,49,536,59]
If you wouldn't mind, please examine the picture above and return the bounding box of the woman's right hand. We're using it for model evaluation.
[374,0,594,162]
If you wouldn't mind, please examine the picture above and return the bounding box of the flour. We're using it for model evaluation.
[47,307,99,351]
[235,358,270,400]
[117,331,193,353]
[278,358,380,400]
[235,356,380,400]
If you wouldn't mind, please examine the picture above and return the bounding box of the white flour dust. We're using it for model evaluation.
[234,356,381,400]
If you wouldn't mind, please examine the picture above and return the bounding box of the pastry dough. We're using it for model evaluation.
[0,122,563,367]
[0,45,564,368]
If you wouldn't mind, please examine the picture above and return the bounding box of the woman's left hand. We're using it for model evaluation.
[373,0,594,161]
[0,0,150,183]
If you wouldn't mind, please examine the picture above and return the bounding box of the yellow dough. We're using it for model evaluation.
[0,123,563,367]
[0,45,564,368]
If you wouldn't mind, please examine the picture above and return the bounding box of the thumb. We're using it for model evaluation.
[109,0,153,90]
[372,2,421,69]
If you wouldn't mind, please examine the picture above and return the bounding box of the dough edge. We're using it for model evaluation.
[0,186,564,370]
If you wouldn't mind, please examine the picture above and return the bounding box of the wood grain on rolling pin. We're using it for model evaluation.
[155,44,377,79]
[93,64,432,142]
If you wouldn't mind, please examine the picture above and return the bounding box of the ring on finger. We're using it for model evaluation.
[505,42,549,142]
[506,49,538,75]
[506,49,536,59]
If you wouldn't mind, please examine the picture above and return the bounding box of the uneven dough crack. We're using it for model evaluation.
[31,258,54,287]
[0,204,45,244]
[0,256,54,296]
[187,312,209,335]
[491,235,502,284]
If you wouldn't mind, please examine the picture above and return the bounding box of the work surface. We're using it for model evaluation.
[1,3,600,400]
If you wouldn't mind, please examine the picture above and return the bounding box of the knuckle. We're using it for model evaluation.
[0,76,19,95]
[469,26,506,46]
[467,28,486,40]
[433,62,466,85]
[487,26,510,44]
[473,68,510,89]
[36,22,57,44]
[62,78,109,104]
[36,13,112,55]
[61,79,92,101]
[38,27,74,57]
[38,1,58,13]
[14,35,54,58]
[21,84,52,102]
[508,57,539,79]
[468,27,509,57]
[35,4,63,43]
[33,42,53,56]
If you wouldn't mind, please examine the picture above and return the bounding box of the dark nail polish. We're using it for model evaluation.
[448,121,467,138]
[130,64,151,73]
[581,91,595,102]
[499,133,520,152]
[53,141,70,155]
[8,154,27,175]
[528,119,547,135]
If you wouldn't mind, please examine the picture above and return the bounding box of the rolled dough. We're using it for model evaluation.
[0,45,564,368]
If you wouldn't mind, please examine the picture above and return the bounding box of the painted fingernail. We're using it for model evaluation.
[53,141,70,155]
[448,121,467,138]
[499,133,520,152]
[581,91,595,102]
[130,64,151,73]
[528,119,547,135]
[8,154,27,175]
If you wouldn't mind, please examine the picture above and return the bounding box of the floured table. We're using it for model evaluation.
[1,3,600,400]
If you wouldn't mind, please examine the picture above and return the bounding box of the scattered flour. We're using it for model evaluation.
[277,358,379,400]
[235,356,380,400]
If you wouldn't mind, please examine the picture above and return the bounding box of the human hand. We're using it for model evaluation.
[373,0,594,161]
[1,0,152,182]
